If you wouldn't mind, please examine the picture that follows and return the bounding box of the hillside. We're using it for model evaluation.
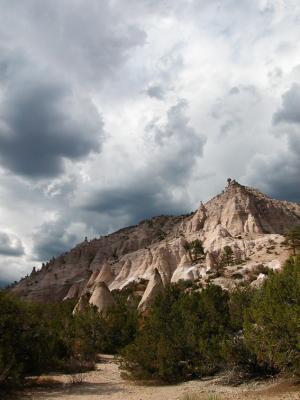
[11,179,300,303]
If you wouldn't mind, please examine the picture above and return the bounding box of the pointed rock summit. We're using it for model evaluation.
[138,268,164,312]
[89,281,115,314]
[189,179,300,237]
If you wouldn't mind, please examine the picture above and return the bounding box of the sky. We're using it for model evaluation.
[0,0,300,282]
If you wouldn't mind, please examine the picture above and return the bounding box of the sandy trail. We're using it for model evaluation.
[24,355,300,400]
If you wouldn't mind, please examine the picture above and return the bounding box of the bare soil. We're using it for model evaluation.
[20,355,300,400]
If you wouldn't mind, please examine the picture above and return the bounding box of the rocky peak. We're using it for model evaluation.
[189,179,300,237]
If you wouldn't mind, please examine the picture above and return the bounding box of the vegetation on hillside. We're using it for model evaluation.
[283,225,300,255]
[120,254,300,382]
[0,290,138,388]
[120,284,231,382]
[183,239,205,262]
[1,232,300,388]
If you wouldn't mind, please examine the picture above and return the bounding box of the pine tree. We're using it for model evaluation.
[221,246,234,267]
[283,226,300,255]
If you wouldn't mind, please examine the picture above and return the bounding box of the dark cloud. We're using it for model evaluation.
[146,85,165,99]
[0,280,9,288]
[273,83,300,125]
[246,84,300,203]
[0,1,146,87]
[0,0,148,179]
[32,221,79,260]
[266,133,300,202]
[84,179,190,226]
[247,153,300,203]
[229,86,240,95]
[0,77,104,178]
[0,232,24,256]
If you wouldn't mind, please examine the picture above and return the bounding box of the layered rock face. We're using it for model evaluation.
[11,180,300,304]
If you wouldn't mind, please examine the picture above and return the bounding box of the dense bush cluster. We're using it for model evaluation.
[75,290,138,356]
[0,255,299,388]
[244,256,300,373]
[0,297,75,387]
[120,285,231,382]
[0,290,138,388]
[120,255,300,382]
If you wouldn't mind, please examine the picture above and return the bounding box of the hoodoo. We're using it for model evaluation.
[138,268,164,312]
[94,262,115,286]
[89,281,116,314]
[63,282,80,301]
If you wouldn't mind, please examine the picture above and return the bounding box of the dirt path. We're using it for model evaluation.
[24,355,300,400]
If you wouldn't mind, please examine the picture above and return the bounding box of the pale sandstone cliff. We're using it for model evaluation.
[11,180,300,303]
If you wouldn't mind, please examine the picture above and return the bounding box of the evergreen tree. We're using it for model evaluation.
[190,239,205,261]
[244,255,300,373]
[221,246,234,267]
[283,226,300,255]
[183,239,205,262]
[120,284,230,382]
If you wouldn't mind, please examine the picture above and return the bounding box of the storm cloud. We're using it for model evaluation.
[0,0,300,281]
[0,77,104,178]
[273,83,300,125]
[0,0,147,179]
[0,0,146,87]
[32,220,78,260]
[0,232,24,257]
[85,181,188,223]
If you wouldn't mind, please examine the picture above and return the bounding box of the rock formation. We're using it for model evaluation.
[86,270,100,290]
[73,293,90,315]
[63,282,80,301]
[94,262,115,286]
[89,281,116,314]
[10,180,300,305]
[138,268,164,313]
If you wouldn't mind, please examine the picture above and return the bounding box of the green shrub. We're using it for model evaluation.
[74,291,138,355]
[183,239,205,262]
[1,253,299,388]
[0,294,76,387]
[120,284,231,382]
[244,255,300,374]
[0,287,138,388]
[283,226,300,255]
